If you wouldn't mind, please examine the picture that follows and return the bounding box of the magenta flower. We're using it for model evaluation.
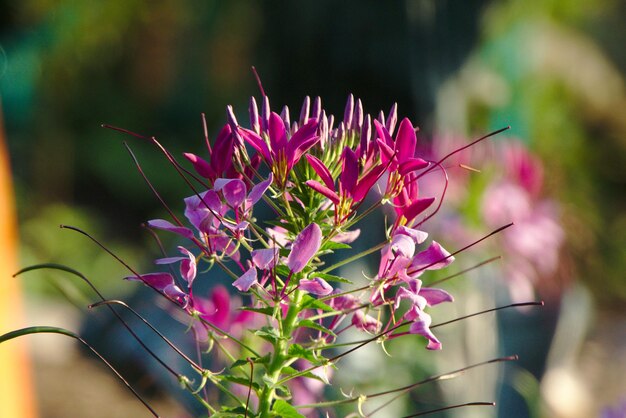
[351,310,381,334]
[155,246,198,287]
[183,124,236,182]
[192,285,260,341]
[305,147,386,223]
[238,109,320,189]
[375,118,428,177]
[124,273,188,308]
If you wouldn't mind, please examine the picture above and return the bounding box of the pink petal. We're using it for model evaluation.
[177,246,197,285]
[211,125,235,175]
[408,311,441,350]
[183,153,214,178]
[305,180,340,204]
[146,219,194,239]
[287,118,320,167]
[394,118,417,163]
[352,163,386,203]
[298,277,333,295]
[268,112,288,154]
[214,178,247,208]
[233,267,257,292]
[399,157,429,175]
[238,127,271,162]
[419,287,454,306]
[396,226,429,245]
[340,147,358,195]
[331,229,360,244]
[246,174,273,207]
[306,154,335,190]
[125,273,187,307]
[286,223,322,273]
[409,241,454,274]
[352,310,381,334]
[251,248,279,270]
[403,197,435,223]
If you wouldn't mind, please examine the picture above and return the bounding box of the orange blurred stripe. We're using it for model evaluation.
[0,99,38,417]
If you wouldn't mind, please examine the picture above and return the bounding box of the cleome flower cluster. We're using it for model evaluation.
[121,93,463,416]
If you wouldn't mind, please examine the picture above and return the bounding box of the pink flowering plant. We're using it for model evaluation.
[2,81,543,417]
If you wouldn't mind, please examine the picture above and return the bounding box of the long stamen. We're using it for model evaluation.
[0,327,161,417]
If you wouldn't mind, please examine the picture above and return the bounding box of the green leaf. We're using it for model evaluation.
[239,306,275,317]
[253,326,285,344]
[271,400,306,418]
[231,354,270,369]
[281,366,327,384]
[301,294,333,312]
[287,343,323,364]
[0,326,77,343]
[315,272,353,285]
[320,241,352,251]
[215,406,256,417]
[274,264,291,278]
[296,319,336,337]
[219,374,260,392]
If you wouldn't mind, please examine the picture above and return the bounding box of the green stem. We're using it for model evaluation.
[320,240,387,274]
[257,291,303,416]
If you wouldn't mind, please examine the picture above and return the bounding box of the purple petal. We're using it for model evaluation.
[403,197,436,223]
[420,287,454,306]
[394,286,427,311]
[343,94,354,128]
[211,125,235,175]
[251,247,279,270]
[286,118,320,167]
[238,127,271,162]
[305,180,340,205]
[399,157,429,175]
[246,174,273,208]
[269,112,288,153]
[286,223,322,273]
[183,153,214,178]
[352,163,386,203]
[177,246,197,285]
[125,272,174,289]
[146,219,194,239]
[331,229,360,244]
[154,256,185,265]
[390,234,416,258]
[396,226,429,245]
[125,273,188,307]
[395,118,417,163]
[373,119,394,148]
[233,267,257,292]
[408,311,441,350]
[328,291,358,310]
[410,241,455,274]
[299,277,333,296]
[340,147,358,195]
[184,190,223,231]
[306,154,335,190]
[352,310,381,334]
[214,178,247,208]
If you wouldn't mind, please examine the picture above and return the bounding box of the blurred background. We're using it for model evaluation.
[1,1,625,417]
